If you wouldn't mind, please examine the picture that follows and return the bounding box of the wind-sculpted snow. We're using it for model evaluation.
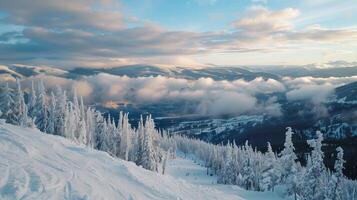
[0,123,285,200]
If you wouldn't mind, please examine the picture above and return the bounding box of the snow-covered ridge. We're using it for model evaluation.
[0,123,284,200]
[166,115,264,137]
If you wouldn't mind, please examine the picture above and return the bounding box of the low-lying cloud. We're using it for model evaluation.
[19,73,286,116]
[7,73,357,117]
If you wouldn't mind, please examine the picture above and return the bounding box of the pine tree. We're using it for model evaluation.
[120,113,131,161]
[64,102,77,140]
[279,127,299,199]
[94,111,106,150]
[77,96,87,145]
[326,147,346,200]
[135,115,145,164]
[241,141,255,190]
[0,83,15,122]
[219,145,235,184]
[71,89,81,140]
[139,116,157,171]
[47,92,56,134]
[302,131,326,200]
[261,142,280,192]
[34,80,49,132]
[54,86,66,136]
[14,79,29,127]
[85,108,96,148]
[111,117,121,157]
[28,80,37,119]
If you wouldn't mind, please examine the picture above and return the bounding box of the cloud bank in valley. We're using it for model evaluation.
[16,73,356,117]
[20,73,284,116]
[284,76,357,103]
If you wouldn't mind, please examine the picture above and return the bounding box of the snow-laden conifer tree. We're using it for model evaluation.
[302,130,326,199]
[325,147,346,200]
[47,92,56,134]
[139,115,158,171]
[261,142,280,192]
[85,108,96,148]
[219,144,235,184]
[278,127,299,199]
[241,141,255,190]
[77,96,87,145]
[0,83,15,122]
[111,117,121,157]
[135,115,145,164]
[15,79,31,127]
[93,111,106,150]
[64,102,78,141]
[54,86,66,136]
[102,115,117,154]
[28,81,37,119]
[34,80,49,132]
[120,113,131,161]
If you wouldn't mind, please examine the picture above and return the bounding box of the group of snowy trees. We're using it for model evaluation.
[161,128,357,200]
[0,80,163,171]
[1,80,356,200]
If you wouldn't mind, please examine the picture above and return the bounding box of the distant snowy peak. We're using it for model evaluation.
[10,64,68,76]
[0,65,23,79]
[3,63,356,82]
[0,64,68,79]
[68,65,280,81]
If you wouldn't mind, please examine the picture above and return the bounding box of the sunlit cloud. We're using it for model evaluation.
[0,0,356,67]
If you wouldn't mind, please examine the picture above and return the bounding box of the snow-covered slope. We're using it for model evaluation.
[0,123,285,200]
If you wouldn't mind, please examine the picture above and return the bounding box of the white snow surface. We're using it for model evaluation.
[0,123,285,200]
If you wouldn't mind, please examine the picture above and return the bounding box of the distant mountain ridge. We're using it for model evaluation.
[335,81,357,102]
[68,65,281,81]
[246,65,357,78]
[1,64,356,81]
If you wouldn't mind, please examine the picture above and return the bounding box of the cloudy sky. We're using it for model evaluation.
[0,0,357,68]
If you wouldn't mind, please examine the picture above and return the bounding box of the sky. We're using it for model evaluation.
[0,0,357,68]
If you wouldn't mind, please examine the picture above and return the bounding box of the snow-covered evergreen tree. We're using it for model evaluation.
[0,83,15,122]
[135,115,145,164]
[77,96,87,145]
[261,142,280,192]
[28,80,37,119]
[218,145,235,184]
[325,147,346,200]
[139,115,158,171]
[47,92,56,134]
[241,141,255,190]
[120,113,131,161]
[302,130,326,199]
[34,80,49,132]
[14,79,30,127]
[64,102,77,141]
[85,108,96,148]
[278,127,299,199]
[94,111,107,150]
[54,86,66,136]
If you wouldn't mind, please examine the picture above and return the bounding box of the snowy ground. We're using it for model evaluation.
[0,123,286,200]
